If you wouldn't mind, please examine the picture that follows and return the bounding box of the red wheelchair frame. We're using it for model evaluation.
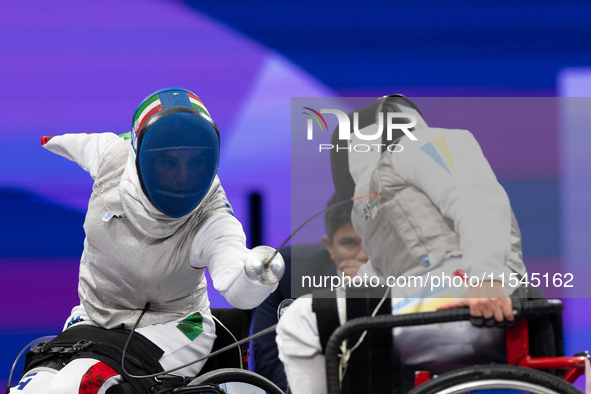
[505,318,586,384]
[324,299,588,394]
[413,312,588,387]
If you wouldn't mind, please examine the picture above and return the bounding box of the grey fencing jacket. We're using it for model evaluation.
[355,143,526,281]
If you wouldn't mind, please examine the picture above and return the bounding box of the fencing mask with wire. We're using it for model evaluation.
[130,87,220,218]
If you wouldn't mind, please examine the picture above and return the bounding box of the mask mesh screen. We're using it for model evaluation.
[138,112,219,218]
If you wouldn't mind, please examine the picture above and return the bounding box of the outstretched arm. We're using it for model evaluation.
[189,212,278,309]
[41,132,119,179]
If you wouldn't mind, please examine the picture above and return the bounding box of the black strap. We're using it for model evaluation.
[312,290,340,354]
[344,288,398,394]
[23,325,164,394]
[312,287,399,394]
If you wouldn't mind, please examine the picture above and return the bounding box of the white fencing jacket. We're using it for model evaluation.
[43,133,276,329]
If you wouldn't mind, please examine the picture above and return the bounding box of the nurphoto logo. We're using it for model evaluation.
[303,107,418,153]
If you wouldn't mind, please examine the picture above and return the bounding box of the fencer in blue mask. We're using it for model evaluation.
[11,88,283,394]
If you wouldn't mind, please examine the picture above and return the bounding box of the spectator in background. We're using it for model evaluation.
[321,194,369,279]
[252,194,367,391]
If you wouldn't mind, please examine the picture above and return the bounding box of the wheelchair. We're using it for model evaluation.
[323,298,588,394]
[7,308,284,394]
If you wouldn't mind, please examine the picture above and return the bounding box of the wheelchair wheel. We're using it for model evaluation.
[407,365,583,394]
[187,368,284,394]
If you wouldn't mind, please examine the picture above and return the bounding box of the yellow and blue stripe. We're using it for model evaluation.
[420,136,456,176]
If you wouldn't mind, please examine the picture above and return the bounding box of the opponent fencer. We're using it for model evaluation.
[277,95,526,393]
